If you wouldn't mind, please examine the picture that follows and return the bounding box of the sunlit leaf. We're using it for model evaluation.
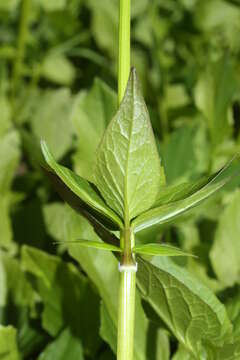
[94,68,161,222]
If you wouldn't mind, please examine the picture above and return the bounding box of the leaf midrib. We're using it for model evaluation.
[124,77,134,226]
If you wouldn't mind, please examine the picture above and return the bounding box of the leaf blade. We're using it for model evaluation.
[137,256,232,357]
[133,244,195,257]
[94,68,161,223]
[54,239,122,252]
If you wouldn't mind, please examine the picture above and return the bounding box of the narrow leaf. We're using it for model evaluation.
[153,175,214,207]
[41,140,123,230]
[133,243,195,257]
[94,68,161,224]
[132,156,240,232]
[54,239,122,252]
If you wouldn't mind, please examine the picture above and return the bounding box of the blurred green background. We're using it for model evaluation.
[1,0,240,359]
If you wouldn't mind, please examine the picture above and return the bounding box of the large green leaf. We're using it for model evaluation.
[41,54,76,85]
[94,68,161,223]
[137,256,232,358]
[41,140,123,230]
[21,246,101,356]
[132,157,240,232]
[30,89,74,160]
[38,328,84,360]
[210,190,240,287]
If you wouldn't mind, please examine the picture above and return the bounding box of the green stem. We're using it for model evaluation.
[118,0,131,105]
[117,1,136,359]
[117,267,136,360]
[12,0,30,97]
[117,229,136,360]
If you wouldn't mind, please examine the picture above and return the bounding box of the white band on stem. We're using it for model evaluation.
[118,262,138,273]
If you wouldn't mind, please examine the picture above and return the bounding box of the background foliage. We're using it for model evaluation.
[1,0,240,358]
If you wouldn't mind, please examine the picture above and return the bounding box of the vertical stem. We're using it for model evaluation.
[12,0,30,97]
[117,269,136,360]
[117,229,136,360]
[117,2,136,359]
[118,0,131,105]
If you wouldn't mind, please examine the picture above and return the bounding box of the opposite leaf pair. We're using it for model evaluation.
[41,68,240,256]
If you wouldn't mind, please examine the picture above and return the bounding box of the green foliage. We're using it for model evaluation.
[133,244,194,257]
[41,140,123,230]
[1,0,240,358]
[0,325,19,360]
[94,68,161,223]
[137,256,232,358]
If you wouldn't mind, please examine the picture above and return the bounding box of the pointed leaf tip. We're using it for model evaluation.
[94,68,161,222]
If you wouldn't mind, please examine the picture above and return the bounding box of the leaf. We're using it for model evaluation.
[194,56,237,145]
[54,239,122,252]
[43,203,67,242]
[0,196,14,250]
[0,252,34,308]
[21,245,101,356]
[210,190,240,287]
[137,256,232,358]
[0,96,11,137]
[100,302,117,353]
[41,140,123,230]
[94,68,161,223]
[132,156,240,233]
[38,328,84,360]
[41,53,76,85]
[30,89,74,160]
[133,243,195,257]
[160,123,209,184]
[0,257,7,307]
[0,325,20,360]
[71,78,117,182]
[153,174,213,208]
[0,0,19,11]
[172,346,194,360]
[37,0,66,11]
[0,131,20,193]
